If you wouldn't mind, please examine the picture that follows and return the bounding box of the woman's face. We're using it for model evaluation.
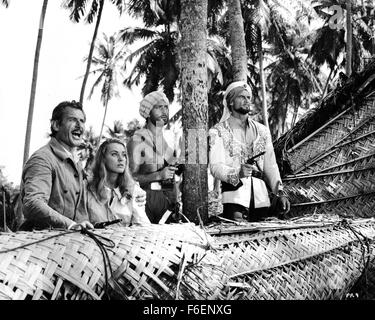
[104,142,127,174]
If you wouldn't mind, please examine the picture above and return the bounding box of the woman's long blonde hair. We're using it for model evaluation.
[89,138,135,202]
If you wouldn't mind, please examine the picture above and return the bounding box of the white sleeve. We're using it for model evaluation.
[131,184,151,225]
[209,128,240,186]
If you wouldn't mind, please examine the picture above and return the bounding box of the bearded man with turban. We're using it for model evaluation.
[209,81,290,222]
[127,91,182,224]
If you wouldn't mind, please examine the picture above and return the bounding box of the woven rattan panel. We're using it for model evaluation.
[286,99,375,173]
[0,224,209,300]
[283,167,375,204]
[224,243,367,300]
[205,218,375,299]
[285,193,375,219]
[1,218,375,300]
[208,219,375,277]
[301,133,375,174]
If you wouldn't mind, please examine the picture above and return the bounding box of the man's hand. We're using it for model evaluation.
[278,196,290,214]
[159,166,177,180]
[69,220,94,230]
[134,188,146,207]
[239,163,259,178]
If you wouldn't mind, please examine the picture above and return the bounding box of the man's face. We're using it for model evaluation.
[232,90,252,115]
[149,104,169,126]
[53,107,86,150]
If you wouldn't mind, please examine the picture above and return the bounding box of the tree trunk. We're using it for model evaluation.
[346,0,352,76]
[228,0,247,82]
[97,98,109,147]
[79,0,104,104]
[258,30,269,128]
[180,0,208,224]
[23,0,48,165]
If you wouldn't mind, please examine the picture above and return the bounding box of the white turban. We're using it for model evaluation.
[139,91,169,119]
[220,81,252,123]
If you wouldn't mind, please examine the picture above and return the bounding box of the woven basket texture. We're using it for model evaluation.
[1,217,374,300]
[285,193,375,219]
[0,224,210,300]
[283,167,375,204]
[299,134,375,175]
[285,99,375,173]
[224,243,367,300]
[206,218,375,299]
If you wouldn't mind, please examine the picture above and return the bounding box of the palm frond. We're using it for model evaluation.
[85,0,100,24]
[110,0,126,14]
[88,72,105,100]
[61,0,87,23]
[118,27,159,45]
[123,39,159,64]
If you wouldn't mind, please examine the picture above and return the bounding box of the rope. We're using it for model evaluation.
[0,229,77,254]
[79,228,115,299]
[0,227,127,300]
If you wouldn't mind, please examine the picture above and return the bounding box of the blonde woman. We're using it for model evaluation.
[87,138,150,227]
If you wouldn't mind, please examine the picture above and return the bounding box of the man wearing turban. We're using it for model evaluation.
[209,81,290,222]
[127,91,182,224]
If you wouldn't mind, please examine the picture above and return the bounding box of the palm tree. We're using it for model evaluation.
[106,119,141,142]
[215,0,300,128]
[119,26,179,101]
[86,33,127,146]
[62,0,126,103]
[120,0,228,103]
[345,0,352,76]
[228,0,248,82]
[180,0,209,223]
[23,0,48,165]
[80,126,99,170]
[310,0,374,85]
[106,120,125,140]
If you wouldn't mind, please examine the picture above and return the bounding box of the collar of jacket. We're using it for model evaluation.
[49,137,82,171]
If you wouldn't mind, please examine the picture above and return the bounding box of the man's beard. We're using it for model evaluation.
[235,107,250,115]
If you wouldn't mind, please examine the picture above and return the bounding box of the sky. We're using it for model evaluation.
[0,1,161,185]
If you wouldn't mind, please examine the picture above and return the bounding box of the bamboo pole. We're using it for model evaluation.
[23,0,48,165]
[286,108,351,153]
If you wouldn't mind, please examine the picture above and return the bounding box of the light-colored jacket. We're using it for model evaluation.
[87,184,150,227]
[20,137,89,229]
[209,118,283,208]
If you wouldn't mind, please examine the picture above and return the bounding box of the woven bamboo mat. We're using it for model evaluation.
[285,192,375,219]
[205,216,375,299]
[298,134,375,175]
[0,224,209,300]
[224,243,369,300]
[1,217,375,300]
[283,167,375,204]
[286,99,375,173]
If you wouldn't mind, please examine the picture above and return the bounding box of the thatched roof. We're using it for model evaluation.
[274,59,375,222]
[275,60,375,176]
